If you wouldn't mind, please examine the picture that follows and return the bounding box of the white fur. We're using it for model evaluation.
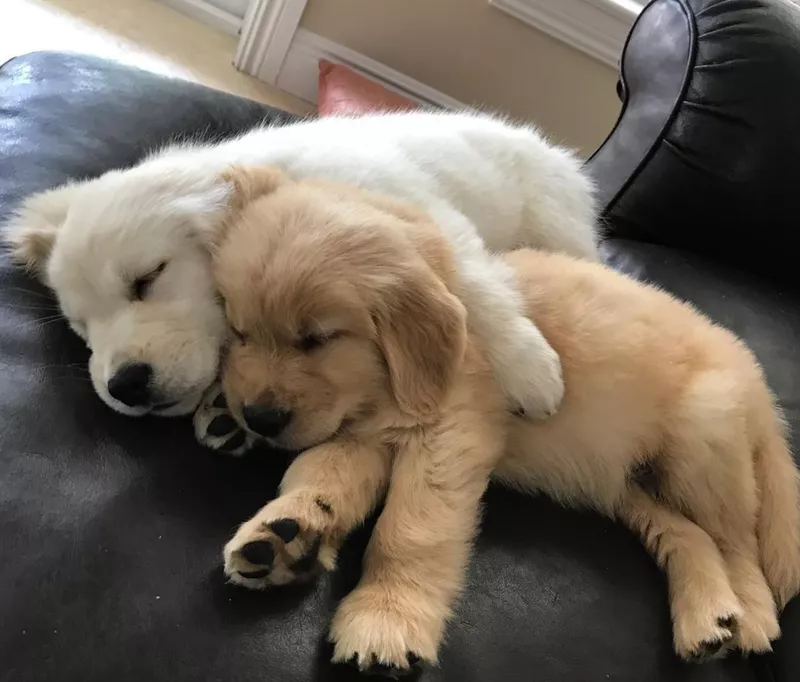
[5,111,598,417]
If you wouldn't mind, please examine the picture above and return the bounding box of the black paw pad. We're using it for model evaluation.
[219,430,247,453]
[240,540,275,567]
[269,518,300,543]
[207,414,239,437]
[290,534,322,574]
[690,633,732,662]
[406,652,422,668]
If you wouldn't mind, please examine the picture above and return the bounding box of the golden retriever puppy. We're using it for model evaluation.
[213,167,800,675]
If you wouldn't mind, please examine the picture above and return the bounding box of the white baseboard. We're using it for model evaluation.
[276,29,467,111]
[159,0,242,36]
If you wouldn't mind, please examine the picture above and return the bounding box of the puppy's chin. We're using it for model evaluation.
[151,392,204,417]
[94,383,204,418]
[261,420,345,453]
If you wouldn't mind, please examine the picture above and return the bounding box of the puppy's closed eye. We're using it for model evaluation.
[296,331,340,353]
[131,261,167,301]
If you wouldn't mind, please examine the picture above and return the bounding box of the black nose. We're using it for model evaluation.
[107,362,153,407]
[242,404,292,438]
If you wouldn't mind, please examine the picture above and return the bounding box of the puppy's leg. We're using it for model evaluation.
[329,423,501,676]
[666,376,781,655]
[194,382,256,456]
[617,485,742,662]
[224,441,390,589]
[433,206,563,419]
[666,448,779,654]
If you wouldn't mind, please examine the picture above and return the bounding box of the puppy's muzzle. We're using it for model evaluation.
[242,404,292,438]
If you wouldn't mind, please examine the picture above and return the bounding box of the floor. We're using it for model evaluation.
[0,0,314,114]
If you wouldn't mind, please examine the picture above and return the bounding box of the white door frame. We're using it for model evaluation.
[235,0,309,83]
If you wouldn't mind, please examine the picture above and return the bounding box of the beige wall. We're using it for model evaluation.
[300,0,622,156]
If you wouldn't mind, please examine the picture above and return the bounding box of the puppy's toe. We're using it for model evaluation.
[194,383,256,456]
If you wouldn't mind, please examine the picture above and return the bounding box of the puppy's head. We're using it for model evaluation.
[215,167,467,450]
[4,162,238,416]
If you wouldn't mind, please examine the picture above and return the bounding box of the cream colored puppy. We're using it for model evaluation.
[214,167,800,676]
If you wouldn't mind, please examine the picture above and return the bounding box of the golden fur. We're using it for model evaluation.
[214,167,800,673]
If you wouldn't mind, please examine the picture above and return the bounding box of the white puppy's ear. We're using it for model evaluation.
[3,183,78,281]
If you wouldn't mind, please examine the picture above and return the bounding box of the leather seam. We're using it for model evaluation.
[589,0,698,218]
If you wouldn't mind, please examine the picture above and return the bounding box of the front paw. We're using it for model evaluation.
[194,383,256,456]
[329,584,440,677]
[224,494,338,588]
[498,320,564,419]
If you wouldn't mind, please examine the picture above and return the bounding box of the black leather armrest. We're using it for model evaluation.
[586,0,800,289]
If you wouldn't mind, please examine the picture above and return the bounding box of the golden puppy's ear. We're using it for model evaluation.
[375,262,467,419]
[3,183,78,282]
[221,165,288,213]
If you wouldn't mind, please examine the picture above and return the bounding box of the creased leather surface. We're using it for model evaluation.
[587,0,800,290]
[0,50,777,682]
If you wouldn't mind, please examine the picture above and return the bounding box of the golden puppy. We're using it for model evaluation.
[213,166,800,674]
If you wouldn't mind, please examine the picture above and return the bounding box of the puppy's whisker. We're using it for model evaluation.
[1,286,58,302]
[2,303,62,312]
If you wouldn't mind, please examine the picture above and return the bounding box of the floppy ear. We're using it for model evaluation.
[374,261,468,419]
[221,165,288,213]
[3,183,79,281]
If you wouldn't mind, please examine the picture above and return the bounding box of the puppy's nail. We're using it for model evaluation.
[237,567,271,579]
[269,518,300,543]
[240,540,275,567]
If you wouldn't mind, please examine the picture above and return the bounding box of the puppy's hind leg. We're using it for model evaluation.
[617,484,742,662]
[664,373,781,655]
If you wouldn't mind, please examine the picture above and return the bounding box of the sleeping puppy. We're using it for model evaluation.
[214,167,800,675]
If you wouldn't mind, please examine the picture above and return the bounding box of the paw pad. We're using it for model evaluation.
[240,540,275,566]
[194,383,256,456]
[687,614,738,662]
[269,518,300,543]
[226,516,328,587]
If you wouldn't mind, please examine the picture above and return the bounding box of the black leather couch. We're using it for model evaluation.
[1,1,798,681]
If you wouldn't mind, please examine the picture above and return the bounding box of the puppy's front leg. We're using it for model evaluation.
[329,424,501,676]
[433,207,563,419]
[224,440,390,588]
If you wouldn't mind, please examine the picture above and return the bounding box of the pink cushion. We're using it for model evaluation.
[318,60,419,116]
